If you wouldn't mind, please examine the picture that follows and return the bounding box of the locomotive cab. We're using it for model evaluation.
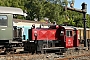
[58,26,74,48]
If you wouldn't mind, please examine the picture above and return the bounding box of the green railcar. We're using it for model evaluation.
[0,6,25,54]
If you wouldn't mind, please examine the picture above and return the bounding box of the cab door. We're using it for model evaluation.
[0,14,13,41]
[73,29,79,47]
[65,30,73,48]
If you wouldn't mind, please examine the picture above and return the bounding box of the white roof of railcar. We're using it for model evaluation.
[62,26,73,29]
[76,27,90,30]
[0,6,24,15]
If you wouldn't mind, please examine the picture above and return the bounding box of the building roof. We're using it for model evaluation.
[0,6,24,15]
[13,19,53,26]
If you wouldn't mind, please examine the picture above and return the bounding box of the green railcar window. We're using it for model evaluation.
[0,15,7,26]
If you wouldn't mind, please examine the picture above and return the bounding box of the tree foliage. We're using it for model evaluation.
[0,0,90,27]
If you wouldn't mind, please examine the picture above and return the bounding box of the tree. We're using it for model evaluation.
[0,0,90,27]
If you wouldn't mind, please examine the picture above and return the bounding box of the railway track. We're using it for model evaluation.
[0,53,46,60]
[0,53,90,60]
[55,49,90,60]
[0,50,90,60]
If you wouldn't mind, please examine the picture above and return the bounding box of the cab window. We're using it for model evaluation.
[66,30,72,37]
[0,15,8,26]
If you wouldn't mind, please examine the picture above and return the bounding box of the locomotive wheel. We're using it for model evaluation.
[5,48,15,54]
[5,50,10,55]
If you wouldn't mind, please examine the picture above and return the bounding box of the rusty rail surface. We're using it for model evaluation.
[56,53,90,60]
[0,53,45,60]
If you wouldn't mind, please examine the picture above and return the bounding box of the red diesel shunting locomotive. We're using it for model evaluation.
[24,25,79,53]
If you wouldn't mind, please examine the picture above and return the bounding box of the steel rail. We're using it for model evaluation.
[56,53,90,60]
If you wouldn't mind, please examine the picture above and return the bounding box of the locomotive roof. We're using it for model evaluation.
[0,6,24,15]
[62,26,74,29]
